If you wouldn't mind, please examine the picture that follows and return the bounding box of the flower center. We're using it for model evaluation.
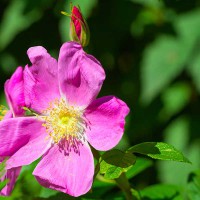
[41,98,85,144]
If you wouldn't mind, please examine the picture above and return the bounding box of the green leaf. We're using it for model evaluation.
[100,150,136,180]
[0,159,8,193]
[104,167,122,179]
[102,149,136,168]
[187,171,200,200]
[140,184,181,200]
[100,160,131,180]
[99,160,112,174]
[0,158,7,178]
[39,187,58,198]
[0,179,9,191]
[126,158,152,179]
[157,117,193,186]
[128,142,191,163]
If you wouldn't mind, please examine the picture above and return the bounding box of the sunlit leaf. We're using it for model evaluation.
[0,158,7,178]
[0,158,9,194]
[104,166,122,179]
[100,150,136,180]
[100,160,131,180]
[0,179,9,191]
[128,142,191,163]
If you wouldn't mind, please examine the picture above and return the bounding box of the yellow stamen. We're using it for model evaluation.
[0,105,8,121]
[40,98,85,144]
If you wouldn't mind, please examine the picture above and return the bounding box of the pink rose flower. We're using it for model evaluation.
[0,42,129,197]
[0,67,25,196]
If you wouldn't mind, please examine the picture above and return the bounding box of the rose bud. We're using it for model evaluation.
[69,6,90,47]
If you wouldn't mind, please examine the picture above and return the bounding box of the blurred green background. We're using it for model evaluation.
[0,0,200,199]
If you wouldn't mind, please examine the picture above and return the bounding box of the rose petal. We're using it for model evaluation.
[4,67,25,117]
[0,167,21,196]
[0,106,22,196]
[6,132,51,169]
[0,117,48,158]
[3,110,12,120]
[24,46,60,113]
[33,141,94,197]
[58,42,105,108]
[84,96,130,151]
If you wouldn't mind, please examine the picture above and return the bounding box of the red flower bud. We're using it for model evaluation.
[71,6,84,39]
[70,6,90,47]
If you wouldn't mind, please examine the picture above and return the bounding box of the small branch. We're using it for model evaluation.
[115,173,138,200]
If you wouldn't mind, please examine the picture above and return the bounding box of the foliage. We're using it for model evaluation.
[0,0,200,199]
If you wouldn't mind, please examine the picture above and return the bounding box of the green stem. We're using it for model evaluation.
[115,173,135,200]
[96,174,115,184]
